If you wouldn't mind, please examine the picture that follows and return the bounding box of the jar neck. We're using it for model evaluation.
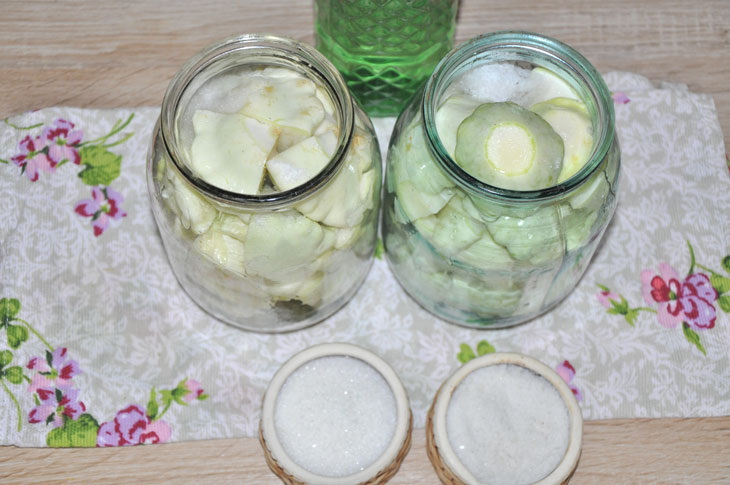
[160,34,355,211]
[421,31,615,203]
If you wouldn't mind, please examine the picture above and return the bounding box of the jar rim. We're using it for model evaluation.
[159,34,355,210]
[421,30,616,202]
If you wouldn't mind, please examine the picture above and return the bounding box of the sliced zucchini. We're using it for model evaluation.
[266,131,337,191]
[486,205,564,265]
[195,229,246,275]
[240,75,325,137]
[166,167,217,234]
[435,94,481,157]
[455,102,564,190]
[190,110,278,195]
[244,211,334,279]
[522,66,581,107]
[531,97,593,182]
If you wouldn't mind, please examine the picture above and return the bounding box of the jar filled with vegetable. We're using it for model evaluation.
[147,35,381,332]
[382,31,620,328]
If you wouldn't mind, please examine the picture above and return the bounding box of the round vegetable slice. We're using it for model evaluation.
[454,102,564,190]
[522,66,581,108]
[531,97,593,182]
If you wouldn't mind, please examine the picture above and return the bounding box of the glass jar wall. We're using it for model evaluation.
[147,35,381,332]
[382,32,620,328]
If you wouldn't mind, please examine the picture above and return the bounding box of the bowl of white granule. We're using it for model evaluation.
[426,352,583,485]
[259,343,412,484]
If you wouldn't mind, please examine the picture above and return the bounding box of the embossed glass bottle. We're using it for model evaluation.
[315,0,458,117]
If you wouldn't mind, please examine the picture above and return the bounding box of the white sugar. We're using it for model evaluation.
[274,356,397,477]
[453,63,532,104]
[446,364,570,485]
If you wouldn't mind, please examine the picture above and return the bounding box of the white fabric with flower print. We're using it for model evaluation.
[0,71,728,447]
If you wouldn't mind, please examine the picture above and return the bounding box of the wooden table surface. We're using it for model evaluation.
[1,1,729,483]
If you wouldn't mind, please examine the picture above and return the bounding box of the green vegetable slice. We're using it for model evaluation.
[455,102,564,190]
[240,75,325,138]
[195,229,247,275]
[531,97,594,182]
[435,94,482,157]
[165,166,217,235]
[486,205,564,265]
[392,122,456,220]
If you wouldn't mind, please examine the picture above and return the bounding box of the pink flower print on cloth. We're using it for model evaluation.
[612,91,630,104]
[74,186,127,236]
[597,290,620,308]
[97,404,171,447]
[43,118,83,165]
[680,273,718,329]
[28,387,86,428]
[11,134,54,182]
[182,379,206,402]
[641,263,718,330]
[641,263,685,328]
[27,347,82,392]
[556,360,582,402]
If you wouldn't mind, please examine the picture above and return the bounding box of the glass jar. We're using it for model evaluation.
[382,31,620,328]
[147,35,382,333]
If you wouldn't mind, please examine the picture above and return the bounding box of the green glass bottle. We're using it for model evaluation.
[315,0,458,117]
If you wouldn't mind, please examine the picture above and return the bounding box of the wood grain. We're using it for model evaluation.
[1,1,729,483]
[1,0,728,140]
[1,418,729,483]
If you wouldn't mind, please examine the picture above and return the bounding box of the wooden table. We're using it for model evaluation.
[1,1,729,483]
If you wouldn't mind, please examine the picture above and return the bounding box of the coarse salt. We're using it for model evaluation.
[274,355,397,478]
[446,363,570,485]
[454,62,532,105]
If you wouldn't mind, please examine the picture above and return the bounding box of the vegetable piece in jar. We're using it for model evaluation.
[190,110,278,194]
[531,97,593,182]
[485,206,564,265]
[454,102,564,191]
[239,74,326,152]
[392,122,456,221]
[522,66,581,108]
[243,211,335,280]
[435,94,482,157]
[266,131,338,191]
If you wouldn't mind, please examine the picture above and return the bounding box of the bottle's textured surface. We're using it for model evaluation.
[315,0,457,117]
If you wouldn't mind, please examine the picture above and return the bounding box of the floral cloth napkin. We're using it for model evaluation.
[0,72,728,448]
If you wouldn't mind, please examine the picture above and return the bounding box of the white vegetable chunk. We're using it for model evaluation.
[240,76,325,137]
[244,211,334,279]
[195,229,247,275]
[435,94,482,157]
[190,110,278,195]
[166,167,217,234]
[522,66,581,108]
[267,131,338,191]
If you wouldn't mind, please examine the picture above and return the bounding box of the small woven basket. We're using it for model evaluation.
[260,411,413,484]
[425,353,583,485]
[425,382,463,485]
[258,343,414,484]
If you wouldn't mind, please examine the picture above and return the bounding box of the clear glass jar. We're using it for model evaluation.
[382,32,620,328]
[147,35,382,332]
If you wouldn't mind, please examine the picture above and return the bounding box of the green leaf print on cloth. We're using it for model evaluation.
[77,146,122,186]
[2,114,134,237]
[0,296,208,446]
